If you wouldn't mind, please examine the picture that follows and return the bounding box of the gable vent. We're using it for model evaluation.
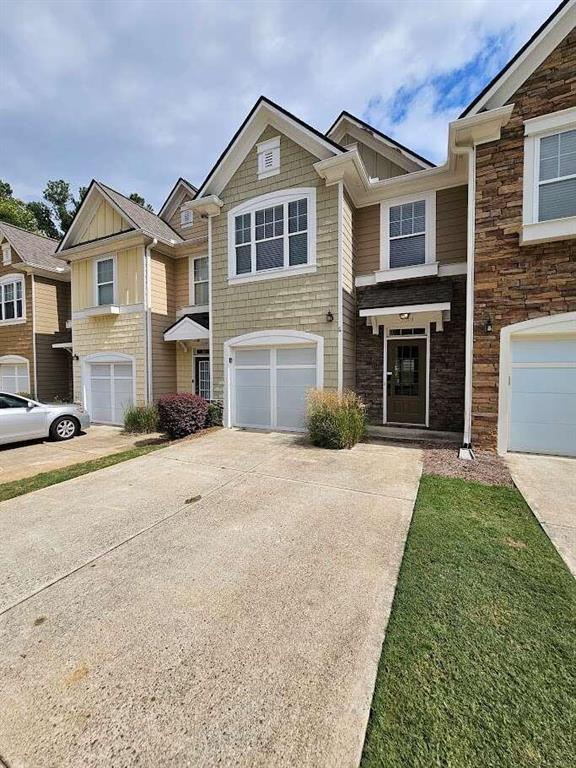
[257,136,280,180]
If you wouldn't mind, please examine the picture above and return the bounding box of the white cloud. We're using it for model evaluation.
[0,0,559,208]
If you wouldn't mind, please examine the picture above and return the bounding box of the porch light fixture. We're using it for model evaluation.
[326,310,334,323]
[399,312,410,320]
[483,316,493,333]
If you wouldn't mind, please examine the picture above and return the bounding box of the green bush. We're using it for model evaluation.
[307,389,366,449]
[206,400,223,427]
[123,404,159,434]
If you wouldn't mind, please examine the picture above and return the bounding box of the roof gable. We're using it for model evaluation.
[159,178,198,220]
[326,112,434,172]
[195,96,343,199]
[0,221,66,274]
[461,0,575,116]
[76,197,131,245]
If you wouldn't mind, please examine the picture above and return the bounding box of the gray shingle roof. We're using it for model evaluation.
[98,183,183,244]
[358,278,453,310]
[0,221,68,274]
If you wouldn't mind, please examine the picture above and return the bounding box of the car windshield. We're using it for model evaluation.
[0,393,29,409]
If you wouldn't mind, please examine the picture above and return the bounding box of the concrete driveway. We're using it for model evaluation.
[0,425,165,484]
[507,453,576,577]
[0,429,422,768]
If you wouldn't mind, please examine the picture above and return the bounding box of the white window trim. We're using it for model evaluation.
[93,254,117,307]
[0,354,30,394]
[227,187,317,284]
[189,254,209,310]
[380,191,436,271]
[0,273,26,326]
[223,329,324,429]
[522,106,576,245]
[257,136,280,180]
[2,243,12,266]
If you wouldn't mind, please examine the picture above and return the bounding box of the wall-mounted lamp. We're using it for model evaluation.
[72,354,79,361]
[399,312,411,320]
[483,316,493,333]
[326,310,334,323]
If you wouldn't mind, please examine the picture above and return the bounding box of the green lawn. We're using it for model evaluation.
[0,444,163,503]
[362,474,575,768]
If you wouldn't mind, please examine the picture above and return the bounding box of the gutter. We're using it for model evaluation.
[144,238,157,404]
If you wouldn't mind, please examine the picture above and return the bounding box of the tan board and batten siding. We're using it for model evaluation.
[33,277,72,400]
[75,199,130,245]
[0,256,35,395]
[71,246,143,310]
[341,190,355,390]
[211,125,340,398]
[354,185,469,276]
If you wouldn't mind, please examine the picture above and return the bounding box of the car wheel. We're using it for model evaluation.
[50,416,79,441]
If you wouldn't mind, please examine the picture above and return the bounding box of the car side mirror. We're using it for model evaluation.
[27,401,36,409]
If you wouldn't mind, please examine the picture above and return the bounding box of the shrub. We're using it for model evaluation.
[157,393,209,439]
[124,404,159,434]
[206,400,223,427]
[306,389,366,449]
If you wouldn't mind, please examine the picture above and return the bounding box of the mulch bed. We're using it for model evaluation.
[421,442,514,486]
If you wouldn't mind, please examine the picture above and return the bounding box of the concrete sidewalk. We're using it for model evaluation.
[0,429,422,768]
[507,453,576,577]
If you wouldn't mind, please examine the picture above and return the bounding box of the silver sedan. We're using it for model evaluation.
[0,392,91,446]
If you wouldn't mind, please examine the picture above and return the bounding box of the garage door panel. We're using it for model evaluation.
[235,349,270,366]
[91,378,112,424]
[509,422,575,457]
[512,338,576,363]
[235,369,271,427]
[511,391,576,425]
[277,347,316,366]
[89,361,134,426]
[512,368,576,395]
[276,367,316,430]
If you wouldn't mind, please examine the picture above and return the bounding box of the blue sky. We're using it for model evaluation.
[0,0,559,212]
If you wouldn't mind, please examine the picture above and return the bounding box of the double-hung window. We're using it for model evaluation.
[381,192,435,270]
[96,257,114,306]
[0,276,24,322]
[192,256,209,306]
[229,188,316,281]
[523,108,576,244]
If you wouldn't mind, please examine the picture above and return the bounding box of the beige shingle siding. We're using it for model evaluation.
[211,126,340,399]
[173,242,210,313]
[354,205,380,276]
[436,186,468,264]
[340,134,405,180]
[341,191,355,391]
[150,251,176,398]
[176,345,193,392]
[72,312,146,405]
[34,277,72,400]
[167,193,209,244]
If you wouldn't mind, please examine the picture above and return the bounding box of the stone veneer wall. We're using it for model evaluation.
[356,275,466,431]
[472,28,576,449]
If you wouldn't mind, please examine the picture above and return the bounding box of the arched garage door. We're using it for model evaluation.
[225,331,324,432]
[501,314,576,457]
[84,354,135,426]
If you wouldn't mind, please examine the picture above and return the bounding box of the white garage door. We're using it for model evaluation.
[89,362,134,425]
[509,337,576,457]
[233,346,317,431]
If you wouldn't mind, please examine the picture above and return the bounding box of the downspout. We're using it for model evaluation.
[144,238,157,404]
[453,144,476,458]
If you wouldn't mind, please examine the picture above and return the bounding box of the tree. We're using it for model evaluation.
[0,180,13,199]
[43,180,76,234]
[0,196,40,232]
[128,192,154,212]
[26,201,60,239]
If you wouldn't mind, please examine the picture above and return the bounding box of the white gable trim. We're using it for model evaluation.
[159,179,198,220]
[59,183,135,252]
[464,0,576,117]
[197,100,341,198]
[164,316,209,342]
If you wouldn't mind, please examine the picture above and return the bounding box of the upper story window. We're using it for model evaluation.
[228,188,316,283]
[380,192,435,270]
[0,275,25,323]
[2,244,12,266]
[180,206,193,228]
[257,136,280,180]
[191,255,209,306]
[523,107,576,244]
[95,257,115,306]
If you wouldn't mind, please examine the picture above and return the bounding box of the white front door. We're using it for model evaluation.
[89,362,134,425]
[509,337,576,457]
[233,346,316,431]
